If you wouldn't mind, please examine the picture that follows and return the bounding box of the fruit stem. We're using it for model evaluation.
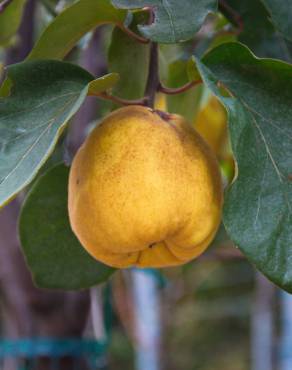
[154,110,174,121]
[144,42,159,108]
[96,92,148,106]
[158,79,202,95]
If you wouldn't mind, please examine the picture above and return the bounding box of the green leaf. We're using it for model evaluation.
[187,57,201,82]
[166,59,203,122]
[111,0,217,43]
[195,42,292,292]
[0,0,26,46]
[88,73,120,95]
[221,0,292,62]
[262,0,292,42]
[0,60,119,208]
[28,0,127,60]
[0,60,93,207]
[108,12,150,99]
[19,164,115,290]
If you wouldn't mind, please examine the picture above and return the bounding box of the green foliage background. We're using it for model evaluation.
[0,0,291,294]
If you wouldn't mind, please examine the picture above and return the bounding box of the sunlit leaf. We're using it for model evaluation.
[88,73,120,95]
[28,0,127,60]
[0,0,26,46]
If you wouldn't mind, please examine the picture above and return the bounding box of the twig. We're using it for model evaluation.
[158,79,202,95]
[218,0,244,35]
[0,0,13,13]
[119,5,154,45]
[120,25,149,44]
[96,92,148,106]
[144,42,159,108]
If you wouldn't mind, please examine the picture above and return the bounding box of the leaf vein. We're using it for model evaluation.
[0,91,78,123]
[160,0,176,40]
[0,96,76,186]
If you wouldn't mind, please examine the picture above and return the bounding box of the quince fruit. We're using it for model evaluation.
[68,106,223,268]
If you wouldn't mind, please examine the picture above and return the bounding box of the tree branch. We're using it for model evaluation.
[120,25,150,44]
[96,91,148,106]
[144,42,159,108]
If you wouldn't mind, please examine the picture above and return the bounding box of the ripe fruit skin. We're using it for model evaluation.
[68,106,223,268]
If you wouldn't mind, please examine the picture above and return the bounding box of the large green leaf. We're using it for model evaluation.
[28,0,127,60]
[111,0,217,43]
[262,0,292,42]
[0,0,26,46]
[195,43,292,291]
[108,12,150,99]
[19,164,115,290]
[0,60,118,208]
[221,0,292,62]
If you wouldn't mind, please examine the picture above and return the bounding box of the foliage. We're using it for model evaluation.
[19,164,115,290]
[0,0,26,46]
[108,12,150,99]
[196,42,292,291]
[0,60,117,207]
[28,0,127,60]
[111,0,217,43]
[221,0,292,61]
[0,0,291,291]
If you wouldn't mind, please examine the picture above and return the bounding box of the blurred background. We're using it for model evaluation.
[0,0,292,369]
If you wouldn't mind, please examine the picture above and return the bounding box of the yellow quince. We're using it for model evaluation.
[68,106,223,268]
